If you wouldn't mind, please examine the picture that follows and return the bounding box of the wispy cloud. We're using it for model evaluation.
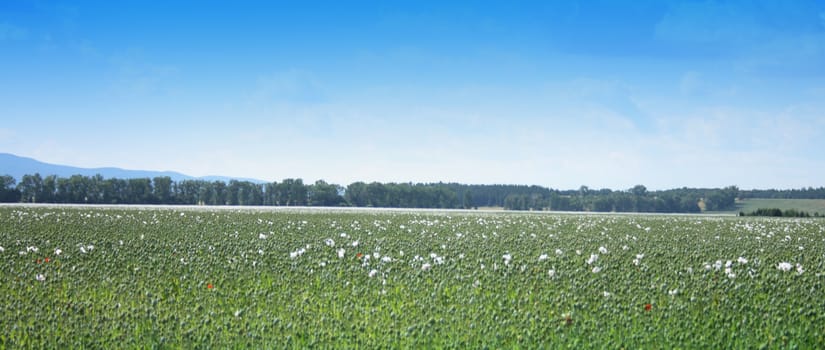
[3,1,824,189]
[107,49,180,98]
[245,70,327,107]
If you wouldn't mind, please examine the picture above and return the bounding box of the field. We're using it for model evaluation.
[1,205,824,348]
[732,199,825,215]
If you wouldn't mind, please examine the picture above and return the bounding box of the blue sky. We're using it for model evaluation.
[2,0,824,190]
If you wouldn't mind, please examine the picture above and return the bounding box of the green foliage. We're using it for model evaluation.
[734,199,825,216]
[740,208,820,218]
[740,187,825,199]
[0,175,20,202]
[1,207,824,347]
[309,180,344,207]
[0,172,782,213]
[345,182,459,208]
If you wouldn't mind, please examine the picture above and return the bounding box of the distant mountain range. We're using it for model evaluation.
[0,153,267,184]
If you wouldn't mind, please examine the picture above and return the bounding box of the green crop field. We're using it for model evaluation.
[733,199,825,216]
[1,205,824,348]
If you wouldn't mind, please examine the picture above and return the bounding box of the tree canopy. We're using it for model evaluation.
[0,172,761,213]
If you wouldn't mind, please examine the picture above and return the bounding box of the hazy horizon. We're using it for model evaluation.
[2,1,824,190]
[2,152,820,192]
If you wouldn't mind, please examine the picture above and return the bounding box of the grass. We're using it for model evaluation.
[726,199,825,215]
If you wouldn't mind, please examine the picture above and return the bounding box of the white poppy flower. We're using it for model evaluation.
[586,254,598,265]
[503,254,512,265]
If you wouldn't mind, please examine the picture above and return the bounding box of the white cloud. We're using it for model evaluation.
[9,87,824,190]
[6,55,822,190]
[639,102,825,189]
[167,72,822,189]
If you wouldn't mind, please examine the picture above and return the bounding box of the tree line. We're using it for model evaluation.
[739,208,823,218]
[0,174,338,207]
[0,173,756,213]
[495,185,739,213]
[738,187,825,199]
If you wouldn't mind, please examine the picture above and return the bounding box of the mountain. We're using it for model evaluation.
[0,153,267,183]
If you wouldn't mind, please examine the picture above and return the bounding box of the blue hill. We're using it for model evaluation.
[0,153,266,184]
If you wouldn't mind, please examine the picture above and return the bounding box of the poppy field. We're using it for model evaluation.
[1,206,824,348]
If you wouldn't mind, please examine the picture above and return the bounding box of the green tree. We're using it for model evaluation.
[592,196,614,212]
[289,179,307,206]
[309,180,344,206]
[153,176,173,204]
[17,173,43,203]
[264,182,278,206]
[345,182,369,207]
[128,178,153,204]
[105,178,129,203]
[366,182,388,207]
[40,175,58,203]
[0,175,21,202]
[277,179,307,206]
[227,180,242,205]
[463,191,473,209]
[631,185,647,197]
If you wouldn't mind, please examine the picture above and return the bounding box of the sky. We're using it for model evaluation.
[2,0,825,190]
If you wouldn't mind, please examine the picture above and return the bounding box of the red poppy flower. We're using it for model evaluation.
[356,253,363,259]
[645,303,652,311]
[45,257,50,263]
[207,283,214,289]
